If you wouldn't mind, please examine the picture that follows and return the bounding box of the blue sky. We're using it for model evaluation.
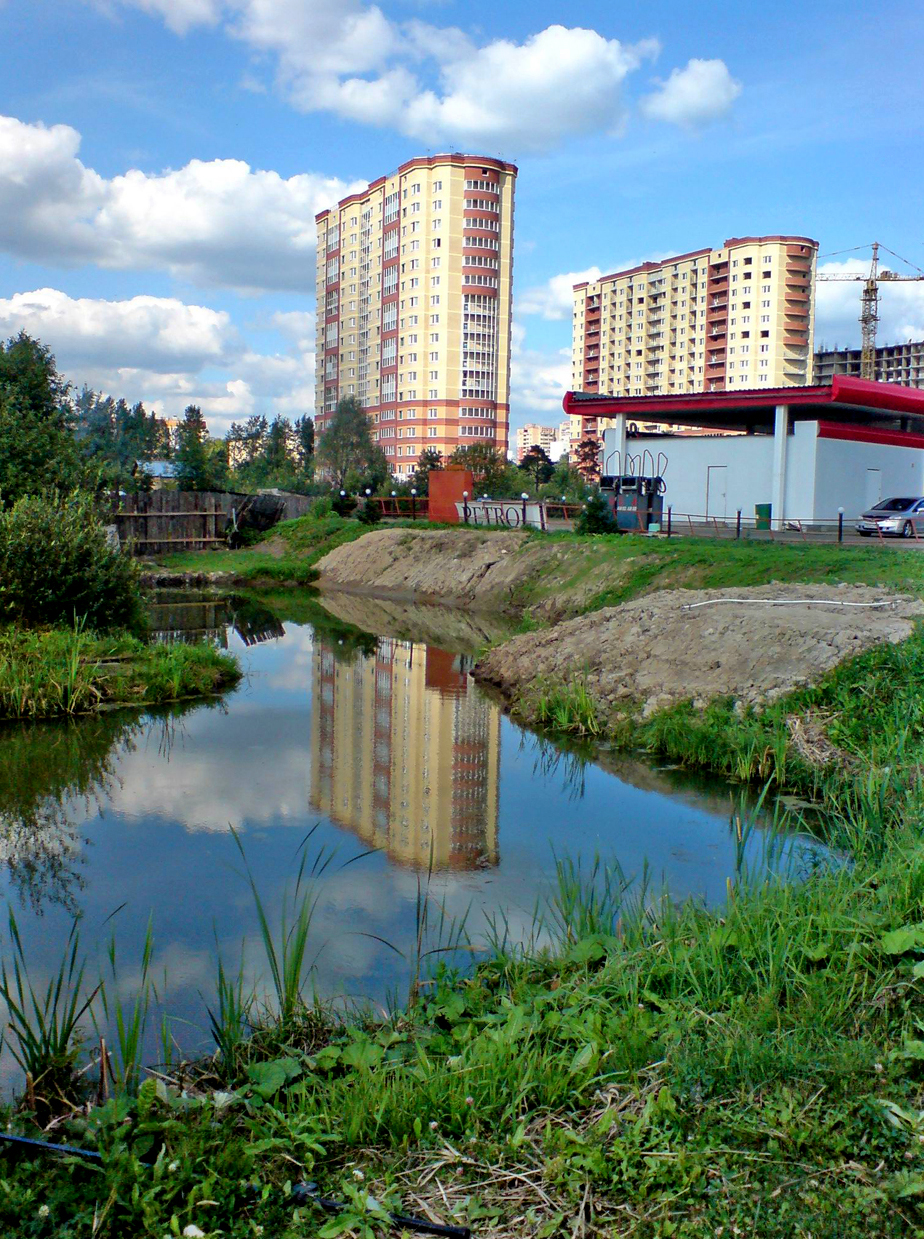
[2,0,924,438]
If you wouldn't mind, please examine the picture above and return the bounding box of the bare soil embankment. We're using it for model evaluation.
[474,583,924,724]
[316,527,540,610]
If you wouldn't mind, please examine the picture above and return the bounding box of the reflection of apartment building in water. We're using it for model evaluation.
[314,154,517,475]
[571,236,818,444]
[310,639,500,869]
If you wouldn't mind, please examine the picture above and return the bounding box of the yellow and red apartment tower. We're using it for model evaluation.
[570,236,818,444]
[315,154,517,475]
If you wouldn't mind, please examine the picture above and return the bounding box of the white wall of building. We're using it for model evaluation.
[601,421,924,523]
[813,436,924,518]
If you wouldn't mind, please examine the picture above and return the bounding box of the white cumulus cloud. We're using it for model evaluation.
[0,114,357,293]
[0,288,235,371]
[517,268,605,321]
[102,1,741,151]
[0,288,314,433]
[641,58,741,126]
[404,27,660,151]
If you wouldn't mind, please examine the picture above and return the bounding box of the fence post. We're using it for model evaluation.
[666,506,672,538]
[736,509,742,539]
[837,508,844,544]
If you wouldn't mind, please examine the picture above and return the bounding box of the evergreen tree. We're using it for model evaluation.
[294,415,315,469]
[518,444,554,488]
[573,437,602,481]
[575,489,617,535]
[0,333,80,504]
[175,405,227,491]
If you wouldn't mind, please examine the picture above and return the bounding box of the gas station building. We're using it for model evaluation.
[564,376,924,525]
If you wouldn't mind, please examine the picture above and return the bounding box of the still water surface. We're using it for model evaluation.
[0,592,824,1079]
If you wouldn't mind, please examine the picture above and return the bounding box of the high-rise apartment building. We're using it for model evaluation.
[515,423,557,462]
[814,339,924,389]
[315,155,517,475]
[571,236,818,439]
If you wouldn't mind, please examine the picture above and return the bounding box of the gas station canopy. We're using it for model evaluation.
[562,375,924,435]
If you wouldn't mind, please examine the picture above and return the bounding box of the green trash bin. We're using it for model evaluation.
[755,503,771,530]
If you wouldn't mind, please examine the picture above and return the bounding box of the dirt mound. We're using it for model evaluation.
[474,583,924,721]
[316,527,539,609]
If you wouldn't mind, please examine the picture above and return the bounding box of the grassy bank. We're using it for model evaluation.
[0,626,241,720]
[153,515,396,584]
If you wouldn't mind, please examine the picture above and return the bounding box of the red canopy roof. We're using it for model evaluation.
[563,376,924,429]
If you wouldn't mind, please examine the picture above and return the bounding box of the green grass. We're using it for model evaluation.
[0,625,241,719]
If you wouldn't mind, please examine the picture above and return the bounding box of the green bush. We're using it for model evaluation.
[574,490,617,535]
[0,492,143,631]
[356,500,382,525]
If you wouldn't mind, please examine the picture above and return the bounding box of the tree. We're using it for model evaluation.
[0,333,80,505]
[447,443,511,494]
[294,415,315,469]
[316,396,382,490]
[175,405,228,491]
[573,437,602,481]
[518,444,554,488]
[575,489,617,535]
[262,415,295,475]
[411,448,443,495]
[227,415,268,475]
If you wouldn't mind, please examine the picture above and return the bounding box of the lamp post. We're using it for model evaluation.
[521,491,528,527]
[462,490,469,524]
[837,506,844,544]
[411,487,417,521]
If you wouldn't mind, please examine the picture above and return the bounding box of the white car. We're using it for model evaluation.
[856,496,924,537]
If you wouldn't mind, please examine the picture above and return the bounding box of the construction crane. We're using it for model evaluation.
[817,242,924,379]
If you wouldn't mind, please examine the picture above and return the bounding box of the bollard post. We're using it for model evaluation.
[666,506,672,538]
[736,509,742,540]
[411,488,417,521]
[462,490,469,524]
[837,507,844,544]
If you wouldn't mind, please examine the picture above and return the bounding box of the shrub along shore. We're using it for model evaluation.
[6,526,924,1234]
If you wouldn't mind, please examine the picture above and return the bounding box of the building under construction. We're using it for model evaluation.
[814,339,924,389]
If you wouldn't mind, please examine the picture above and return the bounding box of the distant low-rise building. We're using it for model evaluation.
[814,339,924,388]
[515,422,557,462]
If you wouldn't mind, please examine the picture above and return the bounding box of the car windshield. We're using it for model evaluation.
[871,498,917,512]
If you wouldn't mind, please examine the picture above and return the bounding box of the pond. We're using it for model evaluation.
[0,590,827,1084]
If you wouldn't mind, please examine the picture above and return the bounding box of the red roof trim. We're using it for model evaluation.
[563,375,924,420]
[818,421,924,450]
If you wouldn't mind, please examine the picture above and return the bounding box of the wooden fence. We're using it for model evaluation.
[112,490,316,555]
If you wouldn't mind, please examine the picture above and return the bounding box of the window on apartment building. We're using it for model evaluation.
[760,359,769,368]
[761,330,770,338]
[433,181,442,191]
[429,351,439,361]
[760,315,770,323]
[428,408,438,418]
[431,295,440,305]
[732,260,738,268]
[432,218,441,230]
[761,299,770,308]
[744,256,753,265]
[430,314,439,324]
[428,427,438,437]
[742,301,751,309]
[429,388,438,398]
